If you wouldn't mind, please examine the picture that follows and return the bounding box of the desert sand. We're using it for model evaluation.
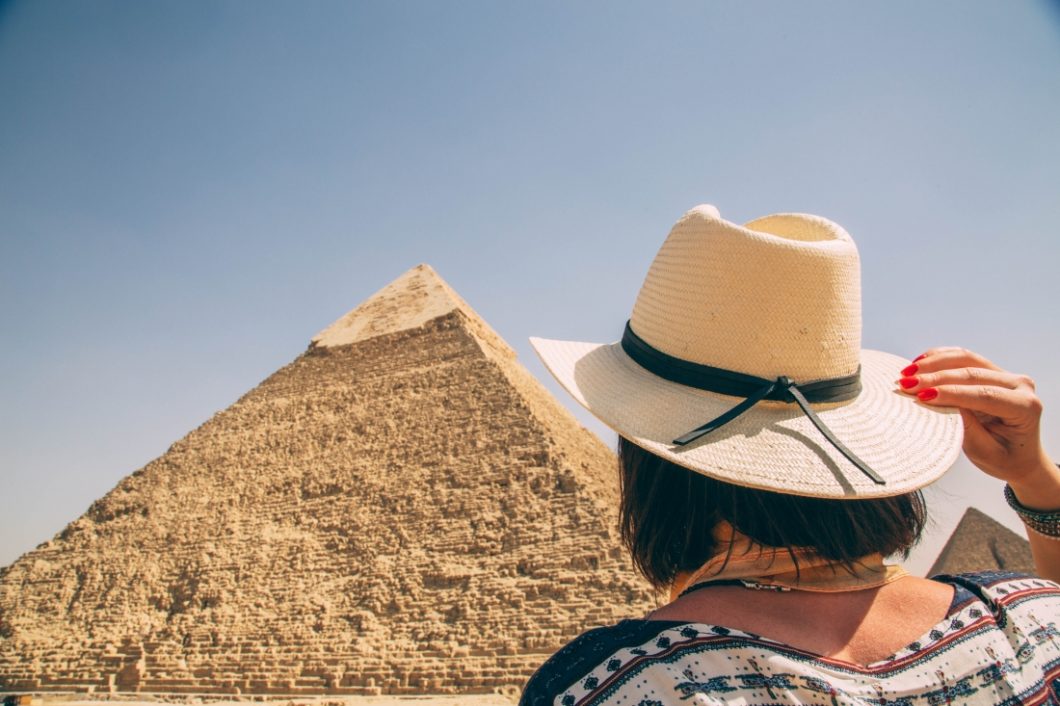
[39,698,514,706]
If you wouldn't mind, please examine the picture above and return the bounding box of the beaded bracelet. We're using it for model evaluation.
[1004,484,1060,538]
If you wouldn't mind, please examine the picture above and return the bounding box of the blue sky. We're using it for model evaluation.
[1,1,1058,572]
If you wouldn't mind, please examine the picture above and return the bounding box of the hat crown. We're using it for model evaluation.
[629,205,862,383]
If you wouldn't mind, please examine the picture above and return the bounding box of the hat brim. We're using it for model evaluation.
[530,337,963,499]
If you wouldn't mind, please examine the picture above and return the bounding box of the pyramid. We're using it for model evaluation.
[0,265,656,697]
[928,507,1034,576]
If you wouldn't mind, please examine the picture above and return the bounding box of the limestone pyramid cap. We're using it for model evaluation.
[531,203,963,499]
[312,264,479,348]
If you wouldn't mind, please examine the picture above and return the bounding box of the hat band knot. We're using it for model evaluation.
[620,322,884,486]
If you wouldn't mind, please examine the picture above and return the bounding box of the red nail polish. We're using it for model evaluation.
[899,377,918,389]
[901,364,919,377]
[917,388,938,401]
[913,354,927,363]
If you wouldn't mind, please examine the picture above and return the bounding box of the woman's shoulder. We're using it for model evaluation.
[931,569,1060,610]
[520,573,1060,706]
[519,617,686,706]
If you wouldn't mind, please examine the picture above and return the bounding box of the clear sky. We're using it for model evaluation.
[1,1,1058,575]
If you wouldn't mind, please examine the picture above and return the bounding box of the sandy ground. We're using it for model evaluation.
[32,698,516,706]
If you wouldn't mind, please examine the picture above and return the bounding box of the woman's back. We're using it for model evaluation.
[521,572,1060,705]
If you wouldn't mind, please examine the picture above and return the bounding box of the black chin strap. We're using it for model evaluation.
[620,322,885,486]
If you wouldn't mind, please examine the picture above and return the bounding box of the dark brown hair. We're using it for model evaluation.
[618,437,927,589]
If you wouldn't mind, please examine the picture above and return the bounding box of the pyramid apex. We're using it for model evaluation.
[312,264,477,348]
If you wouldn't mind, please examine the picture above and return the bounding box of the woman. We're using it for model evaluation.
[521,205,1060,706]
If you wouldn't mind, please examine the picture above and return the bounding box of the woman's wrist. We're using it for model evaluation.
[1004,454,1060,539]
[1005,483,1060,535]
[1005,453,1060,513]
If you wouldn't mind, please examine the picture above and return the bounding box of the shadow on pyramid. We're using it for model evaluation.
[928,507,1034,576]
[0,265,656,698]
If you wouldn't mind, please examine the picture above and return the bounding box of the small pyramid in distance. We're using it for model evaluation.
[0,264,656,697]
[928,507,1034,576]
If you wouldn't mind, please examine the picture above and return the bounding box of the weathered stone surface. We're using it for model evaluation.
[928,506,1034,576]
[0,264,656,695]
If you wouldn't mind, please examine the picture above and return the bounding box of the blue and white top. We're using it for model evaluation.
[520,572,1060,706]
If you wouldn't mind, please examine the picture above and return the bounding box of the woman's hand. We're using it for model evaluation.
[898,347,1060,582]
[896,347,1054,495]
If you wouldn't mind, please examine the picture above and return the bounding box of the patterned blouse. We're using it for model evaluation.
[520,572,1060,706]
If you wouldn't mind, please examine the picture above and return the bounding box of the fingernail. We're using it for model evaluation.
[899,377,918,390]
[913,354,927,363]
[901,364,919,377]
[917,388,938,401]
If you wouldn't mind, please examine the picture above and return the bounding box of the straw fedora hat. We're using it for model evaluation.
[531,204,962,499]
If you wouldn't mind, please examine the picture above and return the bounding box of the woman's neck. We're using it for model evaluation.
[669,522,905,601]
